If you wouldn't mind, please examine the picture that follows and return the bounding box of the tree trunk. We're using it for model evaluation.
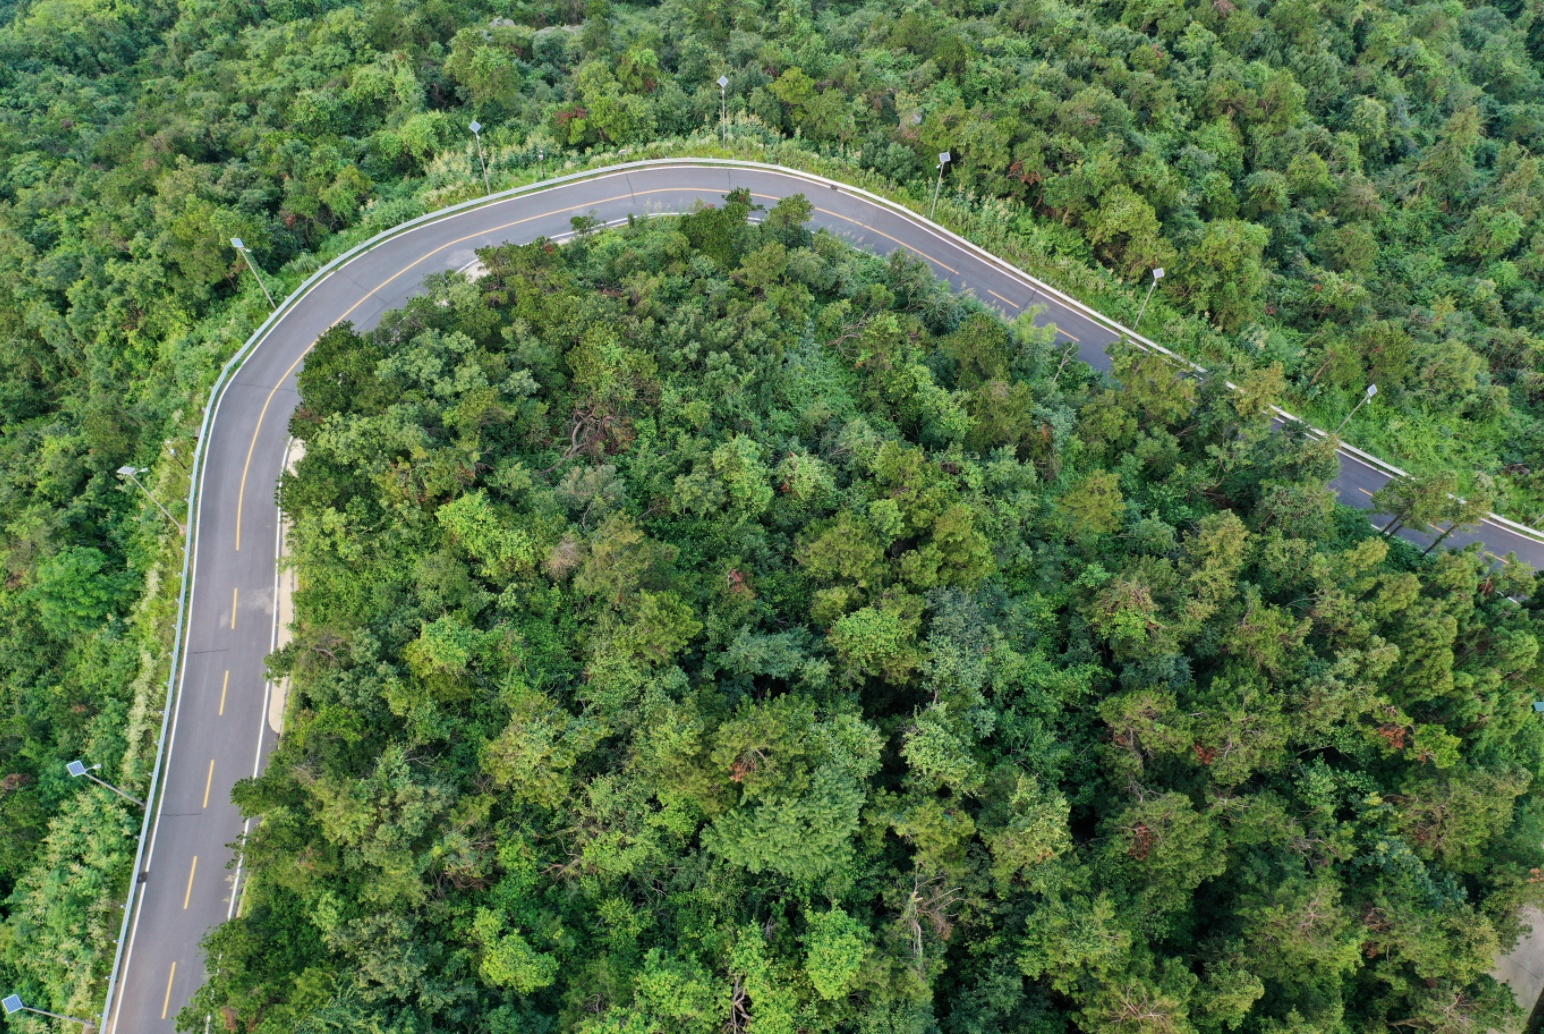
[1423,523,1457,556]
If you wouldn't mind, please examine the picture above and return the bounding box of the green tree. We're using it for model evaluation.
[803,906,871,1000]
[1178,220,1271,332]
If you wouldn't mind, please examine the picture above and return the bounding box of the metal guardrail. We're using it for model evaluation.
[98,151,1544,1032]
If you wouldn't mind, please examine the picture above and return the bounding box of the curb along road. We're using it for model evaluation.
[100,160,1544,1033]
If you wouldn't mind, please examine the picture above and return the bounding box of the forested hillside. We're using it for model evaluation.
[186,200,1544,1034]
[4,0,1544,1025]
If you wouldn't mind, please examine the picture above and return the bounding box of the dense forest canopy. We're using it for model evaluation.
[5,0,1544,1024]
[184,200,1544,1034]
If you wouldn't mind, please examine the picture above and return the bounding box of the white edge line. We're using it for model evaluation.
[229,437,290,919]
[102,154,1544,1029]
[105,326,225,1034]
[100,162,648,1033]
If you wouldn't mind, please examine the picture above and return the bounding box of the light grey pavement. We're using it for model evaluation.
[1495,907,1544,1031]
[104,162,1544,1033]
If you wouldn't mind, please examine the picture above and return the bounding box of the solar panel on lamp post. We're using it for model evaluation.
[116,465,185,535]
[470,121,490,195]
[68,759,145,808]
[3,993,95,1027]
[931,151,950,221]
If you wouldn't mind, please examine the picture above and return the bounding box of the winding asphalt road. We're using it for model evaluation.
[102,161,1544,1033]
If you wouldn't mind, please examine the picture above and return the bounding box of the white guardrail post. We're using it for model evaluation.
[100,151,1544,1031]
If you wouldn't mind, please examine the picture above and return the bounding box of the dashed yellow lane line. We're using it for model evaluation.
[161,962,176,1020]
[987,289,1018,308]
[230,587,238,630]
[1058,327,1081,342]
[1358,487,1374,497]
[809,204,960,273]
[183,856,198,910]
[203,759,215,809]
[219,669,229,716]
[233,347,311,551]
[740,190,961,273]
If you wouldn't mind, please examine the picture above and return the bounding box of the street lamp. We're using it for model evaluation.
[1135,267,1164,331]
[229,238,276,310]
[470,121,490,195]
[538,147,545,178]
[930,151,951,221]
[717,76,730,144]
[1337,383,1378,434]
[3,993,94,1027]
[116,466,185,535]
[68,760,145,807]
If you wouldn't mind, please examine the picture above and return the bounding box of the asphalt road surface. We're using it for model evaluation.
[104,161,1544,1033]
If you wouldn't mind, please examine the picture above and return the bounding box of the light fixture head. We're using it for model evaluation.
[469,120,482,134]
[230,237,244,250]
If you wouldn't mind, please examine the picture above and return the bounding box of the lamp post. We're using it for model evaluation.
[1135,267,1164,331]
[717,76,730,143]
[116,466,185,535]
[538,147,545,179]
[1337,383,1378,434]
[3,994,94,1027]
[229,238,276,310]
[469,121,490,195]
[164,439,188,472]
[930,151,951,221]
[67,760,145,808]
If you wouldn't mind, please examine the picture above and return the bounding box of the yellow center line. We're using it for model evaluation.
[1058,328,1081,343]
[987,289,1019,308]
[811,205,959,273]
[219,669,229,716]
[227,178,1078,554]
[203,759,215,809]
[230,587,238,629]
[183,855,198,909]
[1358,487,1374,497]
[234,188,641,551]
[1485,551,1512,565]
[233,347,312,552]
[161,961,177,1020]
[742,191,961,273]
